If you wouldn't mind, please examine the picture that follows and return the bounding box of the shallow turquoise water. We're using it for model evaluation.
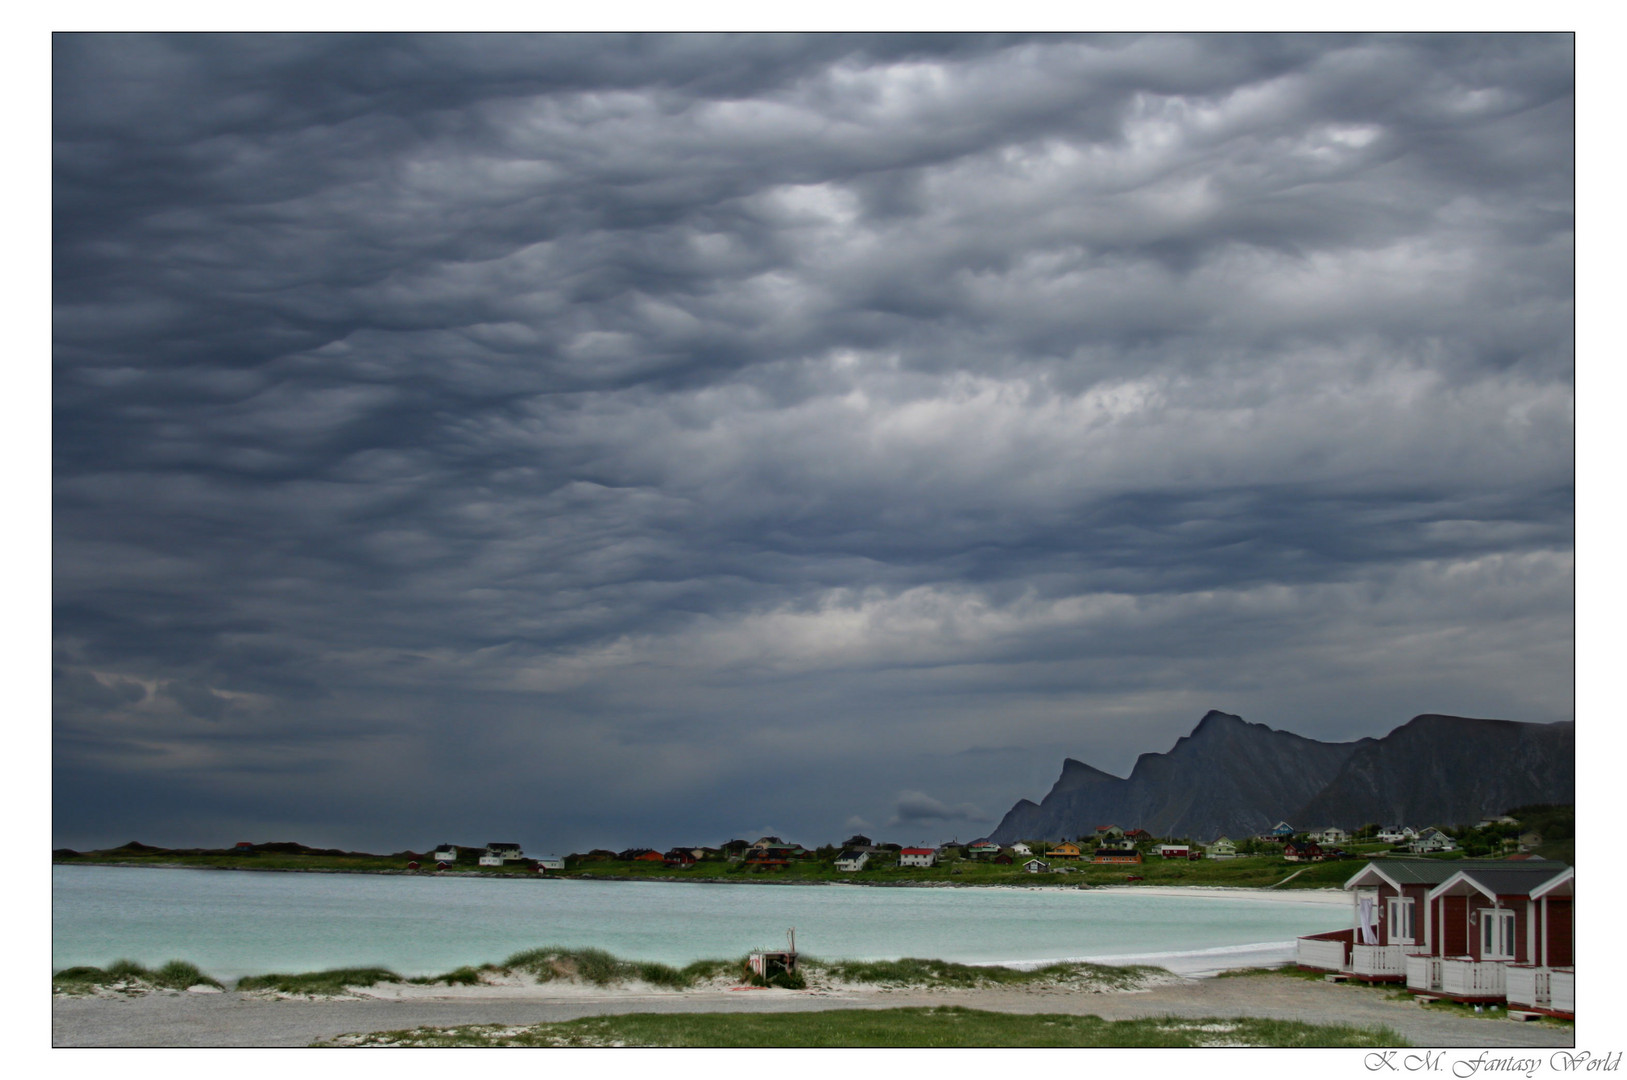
[52,865,1346,981]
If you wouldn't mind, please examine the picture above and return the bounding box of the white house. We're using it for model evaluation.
[431,844,458,863]
[1314,827,1349,845]
[898,847,936,868]
[480,842,525,866]
[535,854,565,871]
[1377,826,1415,844]
[836,850,870,872]
[1411,828,1457,854]
[1009,842,1033,856]
[1207,837,1237,859]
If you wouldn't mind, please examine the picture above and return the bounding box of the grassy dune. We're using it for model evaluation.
[52,959,221,994]
[319,1006,1408,1048]
[53,948,1168,997]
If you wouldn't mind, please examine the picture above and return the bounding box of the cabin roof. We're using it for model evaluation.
[1346,858,1568,891]
[1428,864,1573,902]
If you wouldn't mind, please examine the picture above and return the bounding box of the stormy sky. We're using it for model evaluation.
[52,33,1574,854]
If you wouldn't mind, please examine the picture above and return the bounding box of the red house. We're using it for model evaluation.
[1296,859,1574,1014]
[746,846,793,868]
[663,848,697,867]
[1282,840,1324,863]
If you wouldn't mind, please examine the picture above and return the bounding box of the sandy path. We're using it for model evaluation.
[53,974,1573,1049]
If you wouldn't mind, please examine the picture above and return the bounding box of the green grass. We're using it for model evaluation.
[806,956,1157,990]
[235,967,404,995]
[406,965,498,986]
[52,959,222,994]
[1214,963,1328,981]
[319,1006,1407,1048]
[500,947,737,989]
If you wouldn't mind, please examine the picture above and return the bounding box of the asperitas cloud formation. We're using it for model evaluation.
[53,33,1573,852]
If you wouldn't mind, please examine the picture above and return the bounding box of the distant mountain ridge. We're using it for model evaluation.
[986,711,1574,844]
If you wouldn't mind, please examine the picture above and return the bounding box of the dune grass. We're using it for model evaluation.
[804,955,1157,990]
[54,947,1169,997]
[320,1006,1408,1048]
[501,946,737,989]
[53,959,222,994]
[235,967,404,995]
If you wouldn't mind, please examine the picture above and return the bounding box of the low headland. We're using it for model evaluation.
[55,838,1452,890]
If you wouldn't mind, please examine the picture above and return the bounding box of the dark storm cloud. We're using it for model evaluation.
[890,791,987,827]
[53,33,1572,852]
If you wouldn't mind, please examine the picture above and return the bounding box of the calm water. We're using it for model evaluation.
[52,865,1346,980]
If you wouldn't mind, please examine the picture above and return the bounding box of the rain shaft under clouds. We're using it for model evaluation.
[53,34,1573,853]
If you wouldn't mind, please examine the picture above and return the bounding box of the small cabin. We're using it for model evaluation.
[835,850,869,872]
[1023,858,1051,874]
[1283,840,1325,863]
[1092,849,1142,864]
[898,847,936,868]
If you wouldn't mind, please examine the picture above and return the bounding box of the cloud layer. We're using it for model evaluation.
[53,33,1573,852]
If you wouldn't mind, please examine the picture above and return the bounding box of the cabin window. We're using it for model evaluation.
[1480,908,1516,960]
[1387,897,1416,944]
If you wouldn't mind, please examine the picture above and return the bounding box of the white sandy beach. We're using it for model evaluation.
[52,968,1576,1049]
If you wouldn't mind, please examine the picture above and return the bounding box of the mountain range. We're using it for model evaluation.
[985,711,1574,844]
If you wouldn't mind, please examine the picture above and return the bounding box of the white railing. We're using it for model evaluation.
[1297,937,1348,971]
[1406,954,1440,992]
[1551,969,1575,1014]
[1440,958,1506,998]
[1351,944,1409,977]
[1505,965,1549,1009]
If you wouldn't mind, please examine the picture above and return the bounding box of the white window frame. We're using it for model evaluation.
[1387,897,1416,945]
[1480,908,1516,960]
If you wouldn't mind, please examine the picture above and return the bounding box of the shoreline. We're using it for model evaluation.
[53,860,1346,895]
[52,968,1575,1049]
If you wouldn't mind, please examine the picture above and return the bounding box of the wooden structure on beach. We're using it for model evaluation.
[1295,858,1574,1017]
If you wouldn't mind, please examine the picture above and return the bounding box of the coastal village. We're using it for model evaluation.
[411,807,1563,877]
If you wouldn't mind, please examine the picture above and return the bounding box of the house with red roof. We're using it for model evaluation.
[898,847,936,868]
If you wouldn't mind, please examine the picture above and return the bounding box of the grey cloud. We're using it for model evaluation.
[889,790,987,826]
[53,34,1572,853]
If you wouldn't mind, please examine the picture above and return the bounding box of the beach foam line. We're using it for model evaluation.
[1083,884,1347,904]
[974,938,1308,978]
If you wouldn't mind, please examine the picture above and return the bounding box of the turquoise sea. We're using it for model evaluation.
[52,865,1348,981]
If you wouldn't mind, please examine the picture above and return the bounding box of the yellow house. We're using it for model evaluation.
[1050,841,1083,859]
